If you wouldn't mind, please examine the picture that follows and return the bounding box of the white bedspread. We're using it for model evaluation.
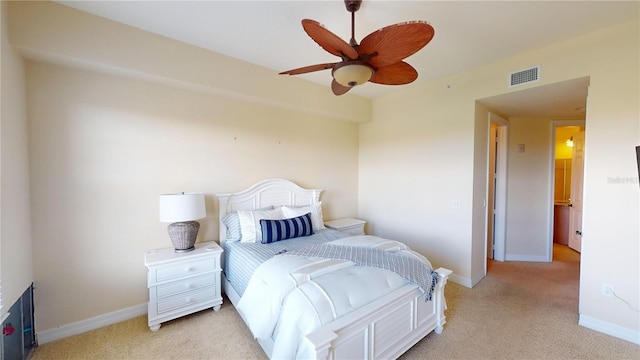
[236,235,433,359]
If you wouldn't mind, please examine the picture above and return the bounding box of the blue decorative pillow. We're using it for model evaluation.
[260,213,313,244]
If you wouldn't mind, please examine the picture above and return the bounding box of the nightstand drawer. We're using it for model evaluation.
[156,287,216,314]
[156,273,216,299]
[152,258,217,284]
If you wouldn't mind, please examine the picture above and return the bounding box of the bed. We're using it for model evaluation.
[216,179,452,359]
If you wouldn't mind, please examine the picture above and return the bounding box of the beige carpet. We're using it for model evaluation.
[32,245,639,360]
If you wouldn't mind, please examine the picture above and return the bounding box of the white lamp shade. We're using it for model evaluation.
[159,192,206,223]
[333,62,374,87]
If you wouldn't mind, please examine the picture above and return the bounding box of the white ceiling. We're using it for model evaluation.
[56,1,637,116]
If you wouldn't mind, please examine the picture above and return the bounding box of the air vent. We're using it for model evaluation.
[509,66,540,87]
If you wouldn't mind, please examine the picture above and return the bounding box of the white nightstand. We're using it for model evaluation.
[325,218,366,236]
[144,241,223,331]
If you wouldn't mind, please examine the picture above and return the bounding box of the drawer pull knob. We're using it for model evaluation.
[185,267,193,272]
[185,283,194,289]
[185,297,193,303]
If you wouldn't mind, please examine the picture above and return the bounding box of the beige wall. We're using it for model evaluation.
[578,19,639,333]
[361,18,639,340]
[360,81,476,284]
[8,1,371,125]
[0,1,34,318]
[505,116,554,260]
[26,60,361,331]
[9,1,367,332]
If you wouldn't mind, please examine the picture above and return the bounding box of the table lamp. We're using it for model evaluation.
[159,192,206,252]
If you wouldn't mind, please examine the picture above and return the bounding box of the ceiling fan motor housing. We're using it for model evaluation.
[344,0,362,13]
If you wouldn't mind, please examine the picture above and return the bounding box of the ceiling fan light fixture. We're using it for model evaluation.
[332,62,374,87]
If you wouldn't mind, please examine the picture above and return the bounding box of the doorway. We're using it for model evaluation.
[551,121,585,256]
[479,77,589,272]
[487,113,508,262]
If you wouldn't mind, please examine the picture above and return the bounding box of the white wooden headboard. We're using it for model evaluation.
[216,179,322,245]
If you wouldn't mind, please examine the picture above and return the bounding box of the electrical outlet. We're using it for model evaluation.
[601,284,614,297]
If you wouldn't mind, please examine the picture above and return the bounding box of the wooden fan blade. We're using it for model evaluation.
[358,21,434,68]
[331,79,352,95]
[370,62,418,85]
[302,19,359,60]
[280,62,337,76]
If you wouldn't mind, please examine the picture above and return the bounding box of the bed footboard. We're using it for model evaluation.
[304,267,452,360]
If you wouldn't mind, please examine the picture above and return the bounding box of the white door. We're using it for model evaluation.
[487,124,497,259]
[568,131,585,252]
[488,113,508,262]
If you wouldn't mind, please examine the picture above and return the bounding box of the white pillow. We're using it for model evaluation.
[238,208,283,243]
[281,202,325,231]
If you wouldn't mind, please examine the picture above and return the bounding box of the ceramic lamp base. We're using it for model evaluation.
[167,221,200,252]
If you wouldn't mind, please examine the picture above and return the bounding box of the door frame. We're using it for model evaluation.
[548,119,585,260]
[488,113,509,262]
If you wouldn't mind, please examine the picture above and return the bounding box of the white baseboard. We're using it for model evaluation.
[470,272,486,288]
[37,303,147,344]
[449,273,473,288]
[579,314,640,345]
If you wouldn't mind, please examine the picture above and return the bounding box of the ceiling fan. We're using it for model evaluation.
[280,0,435,96]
